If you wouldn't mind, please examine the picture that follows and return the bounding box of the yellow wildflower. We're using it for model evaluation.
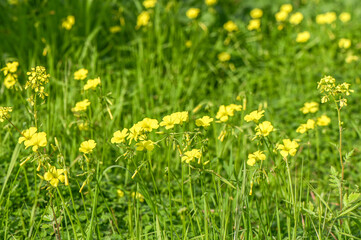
[218,52,231,62]
[128,123,144,143]
[250,8,263,19]
[79,139,96,154]
[196,116,214,128]
[216,105,234,122]
[275,11,288,22]
[171,111,189,124]
[289,12,303,25]
[339,12,351,23]
[160,115,177,129]
[26,66,50,99]
[247,150,266,166]
[1,61,19,75]
[143,0,157,8]
[185,40,192,48]
[0,106,12,122]
[255,121,274,137]
[300,102,319,114]
[74,68,88,80]
[247,19,261,31]
[4,74,17,89]
[18,127,37,147]
[316,12,336,25]
[317,115,331,126]
[181,149,202,163]
[276,139,299,158]
[44,166,65,187]
[111,128,129,144]
[296,119,315,134]
[132,192,144,202]
[62,15,75,30]
[223,20,238,32]
[338,38,351,49]
[139,118,159,132]
[109,26,122,33]
[78,122,89,131]
[135,140,155,151]
[186,8,200,19]
[84,77,101,91]
[244,110,264,123]
[205,0,217,6]
[72,99,91,112]
[136,11,150,29]
[117,189,124,198]
[345,55,358,63]
[26,132,47,152]
[280,4,293,13]
[296,31,310,43]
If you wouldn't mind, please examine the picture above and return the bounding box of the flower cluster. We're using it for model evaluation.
[0,107,12,122]
[317,76,353,107]
[18,127,47,152]
[62,15,75,30]
[26,66,50,99]
[1,61,19,89]
[216,104,242,122]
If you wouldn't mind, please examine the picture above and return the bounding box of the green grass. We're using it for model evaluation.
[1,0,361,239]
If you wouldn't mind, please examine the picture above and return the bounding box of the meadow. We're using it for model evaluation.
[1,0,361,239]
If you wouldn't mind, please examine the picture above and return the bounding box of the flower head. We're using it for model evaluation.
[275,11,288,22]
[250,8,263,19]
[244,110,264,123]
[0,107,12,122]
[280,4,292,13]
[111,128,129,144]
[247,150,266,166]
[79,139,96,154]
[26,132,47,152]
[72,99,91,112]
[196,116,214,128]
[186,8,200,19]
[296,31,310,43]
[135,140,155,151]
[255,121,274,137]
[338,38,351,49]
[44,166,65,187]
[26,66,50,98]
[62,15,75,30]
[139,118,159,132]
[18,127,37,147]
[317,115,331,126]
[218,52,231,62]
[296,119,315,134]
[74,68,88,80]
[136,11,150,29]
[181,149,202,163]
[84,77,101,91]
[1,61,19,75]
[300,102,319,114]
[316,12,336,25]
[276,139,299,158]
[289,12,303,25]
[339,12,351,23]
[143,0,156,8]
[247,19,261,31]
[223,20,238,32]
[160,115,177,129]
[205,0,217,6]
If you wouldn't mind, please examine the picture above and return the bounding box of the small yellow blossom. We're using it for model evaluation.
[296,31,310,43]
[128,123,144,143]
[160,115,177,129]
[62,15,75,30]
[26,132,47,152]
[339,12,351,23]
[275,11,288,22]
[186,8,200,19]
[280,4,293,13]
[74,68,88,80]
[135,140,155,151]
[247,19,261,31]
[244,110,264,123]
[109,26,122,33]
[117,189,124,198]
[0,107,12,122]
[300,102,319,114]
[136,11,150,29]
[276,139,299,158]
[1,61,19,75]
[196,116,214,128]
[289,12,303,25]
[181,149,202,163]
[18,127,37,147]
[84,77,101,91]
[250,8,263,19]
[111,128,129,144]
[205,0,217,6]
[143,0,157,9]
[140,118,159,132]
[296,119,315,134]
[255,121,274,137]
[316,12,336,25]
[223,20,238,32]
[26,66,50,99]
[72,99,91,112]
[44,166,65,187]
[247,150,266,166]
[132,192,144,202]
[79,139,96,154]
[317,115,331,126]
[216,105,234,122]
[4,74,17,89]
[345,55,358,63]
[78,122,89,131]
[185,40,192,48]
[338,38,351,49]
[218,52,231,62]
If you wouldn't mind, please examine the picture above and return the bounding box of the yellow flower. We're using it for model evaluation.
[345,55,358,63]
[196,116,214,128]
[111,128,129,144]
[216,105,234,122]
[338,38,351,49]
[44,166,65,187]
[109,26,122,33]
[218,52,231,62]
[181,149,202,163]
[62,15,75,30]
[247,150,266,166]
[143,0,157,8]
[316,12,336,25]
[171,111,189,124]
[26,66,50,99]
[1,61,19,75]
[135,140,155,151]
[26,132,47,152]
[280,4,293,13]
[296,124,307,134]
[247,19,261,31]
[296,31,310,43]
[205,0,217,6]
[132,192,144,202]
[186,8,200,19]
[0,106,12,122]
[79,139,96,154]
[317,115,331,126]
[250,8,263,19]
[160,115,177,129]
[339,12,351,23]
[136,11,150,29]
[300,102,319,114]
[223,20,238,32]
[18,127,37,147]
[74,68,88,80]
[289,12,303,25]
[84,77,101,91]
[185,40,192,48]
[244,110,264,123]
[4,74,17,88]
[296,119,315,134]
[255,121,274,137]
[78,122,89,131]
[72,99,91,112]
[276,139,299,158]
[117,189,124,198]
[275,11,288,22]
[139,118,159,132]
[128,123,144,143]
